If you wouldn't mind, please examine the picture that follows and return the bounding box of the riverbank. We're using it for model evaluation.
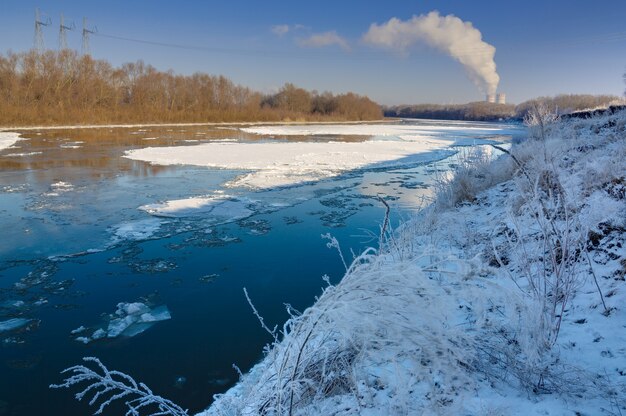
[0,119,392,132]
[201,110,626,414]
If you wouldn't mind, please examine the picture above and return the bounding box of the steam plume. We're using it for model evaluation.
[363,11,500,94]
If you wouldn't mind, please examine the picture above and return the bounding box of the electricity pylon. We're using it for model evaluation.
[34,8,52,52]
[59,13,75,50]
[82,17,97,55]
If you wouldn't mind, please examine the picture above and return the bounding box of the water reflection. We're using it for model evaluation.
[1,126,369,178]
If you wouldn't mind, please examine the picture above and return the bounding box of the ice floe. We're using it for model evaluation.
[44,181,74,197]
[111,218,165,242]
[3,151,43,157]
[0,318,32,333]
[74,302,171,344]
[125,138,453,189]
[239,122,516,137]
[139,194,255,220]
[0,132,24,151]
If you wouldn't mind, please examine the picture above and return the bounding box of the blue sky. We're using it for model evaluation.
[1,0,625,105]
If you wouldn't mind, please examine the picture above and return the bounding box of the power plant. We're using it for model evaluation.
[486,93,506,105]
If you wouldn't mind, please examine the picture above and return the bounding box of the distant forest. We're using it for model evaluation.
[385,94,624,121]
[0,50,382,126]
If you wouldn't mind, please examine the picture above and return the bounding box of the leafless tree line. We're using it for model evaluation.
[0,50,382,125]
[385,94,623,122]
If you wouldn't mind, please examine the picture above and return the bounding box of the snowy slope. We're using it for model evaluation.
[200,111,626,415]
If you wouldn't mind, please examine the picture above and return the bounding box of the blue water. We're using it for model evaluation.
[0,121,522,415]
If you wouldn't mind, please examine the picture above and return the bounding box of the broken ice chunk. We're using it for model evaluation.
[0,318,31,333]
[74,302,171,344]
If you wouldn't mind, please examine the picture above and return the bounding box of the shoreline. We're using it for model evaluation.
[201,110,626,415]
[0,119,392,132]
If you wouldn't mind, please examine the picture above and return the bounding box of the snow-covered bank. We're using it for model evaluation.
[201,111,626,415]
[0,132,24,151]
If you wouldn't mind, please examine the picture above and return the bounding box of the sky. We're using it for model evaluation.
[1,0,625,105]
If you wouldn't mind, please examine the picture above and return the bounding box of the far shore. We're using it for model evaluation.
[0,119,397,132]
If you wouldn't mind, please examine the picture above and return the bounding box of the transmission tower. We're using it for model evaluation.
[59,13,75,50]
[82,17,97,55]
[34,8,52,52]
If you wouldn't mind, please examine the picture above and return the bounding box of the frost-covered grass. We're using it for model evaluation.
[200,110,626,415]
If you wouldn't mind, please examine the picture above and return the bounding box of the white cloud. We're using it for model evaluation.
[297,31,350,51]
[271,24,307,37]
[271,24,290,36]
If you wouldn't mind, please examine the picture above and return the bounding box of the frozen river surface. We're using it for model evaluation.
[0,119,522,415]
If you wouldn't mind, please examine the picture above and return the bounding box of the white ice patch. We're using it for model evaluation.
[3,151,42,157]
[0,318,31,333]
[44,181,74,197]
[0,132,24,151]
[239,123,512,137]
[74,302,171,343]
[140,194,254,220]
[125,139,452,189]
[111,218,165,241]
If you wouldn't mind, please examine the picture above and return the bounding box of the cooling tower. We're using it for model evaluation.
[486,94,496,103]
[496,93,506,104]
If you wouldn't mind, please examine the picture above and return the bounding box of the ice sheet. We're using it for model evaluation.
[0,318,31,333]
[139,194,255,219]
[239,123,513,137]
[0,132,23,151]
[111,218,165,241]
[125,139,452,189]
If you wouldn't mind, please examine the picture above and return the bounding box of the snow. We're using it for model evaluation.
[125,138,454,189]
[0,132,23,151]
[199,111,626,415]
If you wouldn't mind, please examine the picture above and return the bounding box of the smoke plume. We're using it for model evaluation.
[363,11,500,95]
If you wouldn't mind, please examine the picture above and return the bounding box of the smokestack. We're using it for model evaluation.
[486,94,496,103]
[496,93,506,104]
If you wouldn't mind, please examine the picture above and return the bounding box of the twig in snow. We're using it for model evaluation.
[377,195,390,252]
[584,249,608,314]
